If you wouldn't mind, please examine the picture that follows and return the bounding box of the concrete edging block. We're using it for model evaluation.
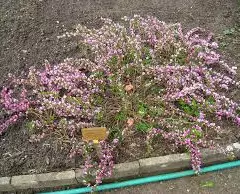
[75,168,84,184]
[75,161,140,184]
[36,170,77,188]
[1,142,239,191]
[106,161,140,181]
[139,153,190,175]
[11,174,38,190]
[0,177,14,191]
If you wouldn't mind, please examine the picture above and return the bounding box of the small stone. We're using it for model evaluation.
[45,157,50,165]
[130,143,137,147]
[127,118,134,127]
[28,169,37,174]
[125,84,134,92]
[233,143,240,149]
[226,145,233,152]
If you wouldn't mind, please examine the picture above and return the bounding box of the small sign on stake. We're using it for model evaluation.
[81,127,108,143]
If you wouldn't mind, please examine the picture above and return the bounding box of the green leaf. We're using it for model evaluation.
[191,128,202,138]
[191,99,198,107]
[138,108,146,116]
[143,58,152,65]
[236,107,240,116]
[94,71,104,78]
[115,111,127,121]
[124,66,137,76]
[176,50,187,65]
[176,99,200,117]
[149,106,164,117]
[109,127,123,141]
[220,42,228,48]
[200,181,215,188]
[135,122,151,132]
[110,84,122,94]
[137,103,148,117]
[142,47,152,66]
[108,55,118,65]
[25,121,36,131]
[59,118,67,126]
[223,28,235,35]
[94,95,104,104]
[206,96,215,105]
[123,51,135,64]
[96,112,104,120]
[149,85,163,94]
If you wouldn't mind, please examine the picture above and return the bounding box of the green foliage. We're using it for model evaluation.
[223,28,236,36]
[142,47,152,65]
[94,95,104,105]
[124,66,137,77]
[177,99,200,117]
[149,106,164,117]
[200,181,215,188]
[148,85,164,95]
[227,152,236,161]
[40,91,59,98]
[219,26,240,49]
[110,84,124,96]
[191,128,203,141]
[96,111,104,121]
[66,96,83,105]
[108,55,118,66]
[25,120,36,132]
[176,50,188,65]
[59,118,67,126]
[206,96,215,105]
[135,122,152,132]
[109,127,123,141]
[123,50,135,64]
[94,71,105,78]
[219,42,228,48]
[115,111,127,121]
[45,111,55,125]
[137,102,148,117]
[236,107,240,116]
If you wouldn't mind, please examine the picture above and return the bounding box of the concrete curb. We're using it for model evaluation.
[1,142,240,192]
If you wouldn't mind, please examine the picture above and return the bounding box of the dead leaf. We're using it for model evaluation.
[127,118,134,127]
[125,84,134,92]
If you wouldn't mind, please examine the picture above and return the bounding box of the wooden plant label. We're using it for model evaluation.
[81,127,108,143]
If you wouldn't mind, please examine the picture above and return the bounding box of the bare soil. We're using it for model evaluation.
[0,0,239,177]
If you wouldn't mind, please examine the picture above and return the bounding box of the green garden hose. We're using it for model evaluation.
[41,160,240,194]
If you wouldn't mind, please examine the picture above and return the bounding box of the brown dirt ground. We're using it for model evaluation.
[0,0,239,178]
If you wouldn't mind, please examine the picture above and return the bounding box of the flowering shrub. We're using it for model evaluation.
[0,15,239,185]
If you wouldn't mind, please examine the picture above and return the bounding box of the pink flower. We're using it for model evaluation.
[236,117,240,126]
